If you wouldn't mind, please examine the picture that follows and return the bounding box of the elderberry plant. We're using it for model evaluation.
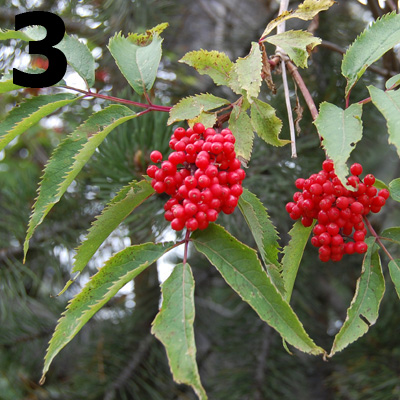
[1,1,400,399]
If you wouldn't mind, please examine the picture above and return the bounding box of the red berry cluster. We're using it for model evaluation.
[286,160,389,262]
[147,123,245,232]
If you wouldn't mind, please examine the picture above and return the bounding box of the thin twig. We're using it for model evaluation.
[364,216,395,262]
[62,86,172,112]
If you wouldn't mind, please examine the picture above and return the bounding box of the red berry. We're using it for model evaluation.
[350,201,364,214]
[364,174,375,186]
[322,160,334,172]
[353,231,366,242]
[171,218,185,231]
[147,165,158,178]
[379,189,390,199]
[193,123,205,134]
[350,163,363,176]
[354,241,368,254]
[150,150,163,163]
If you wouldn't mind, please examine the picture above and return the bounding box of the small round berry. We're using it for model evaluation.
[344,242,355,254]
[372,196,386,207]
[350,201,364,214]
[193,123,205,134]
[327,223,340,236]
[331,234,344,246]
[314,224,326,235]
[171,218,185,231]
[311,236,321,247]
[353,231,366,242]
[310,183,323,195]
[350,163,363,176]
[364,174,375,186]
[379,189,390,199]
[319,245,331,258]
[184,176,198,190]
[295,178,305,189]
[188,188,201,203]
[206,209,219,222]
[174,127,187,140]
[336,196,349,210]
[319,232,332,245]
[186,218,199,231]
[153,181,166,193]
[322,160,334,172]
[347,175,360,188]
[301,216,313,227]
[150,150,163,163]
[198,175,211,188]
[147,164,158,178]
[354,241,368,254]
[366,186,378,198]
[184,202,198,217]
[230,184,243,197]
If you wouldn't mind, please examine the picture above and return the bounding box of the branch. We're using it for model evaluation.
[364,216,395,262]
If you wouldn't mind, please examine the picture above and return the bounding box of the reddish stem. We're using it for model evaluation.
[363,216,395,261]
[62,85,172,112]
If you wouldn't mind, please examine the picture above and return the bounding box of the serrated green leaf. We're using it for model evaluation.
[250,98,289,147]
[180,49,233,87]
[315,102,363,186]
[168,93,230,125]
[388,259,400,299]
[128,23,169,46]
[265,30,321,68]
[238,188,284,294]
[40,241,174,385]
[55,35,95,87]
[260,0,335,39]
[281,220,315,303]
[192,224,325,356]
[381,227,400,245]
[188,111,217,129]
[228,104,254,166]
[368,86,400,158]
[389,178,400,202]
[0,28,32,41]
[108,32,162,95]
[228,42,262,102]
[24,105,138,260]
[0,94,77,151]
[342,12,400,97]
[55,180,155,295]
[152,263,207,400]
[329,239,384,356]
[385,73,400,90]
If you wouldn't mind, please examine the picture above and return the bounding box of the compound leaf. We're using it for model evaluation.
[55,35,95,87]
[55,180,155,295]
[228,103,254,166]
[342,12,400,97]
[250,98,289,147]
[228,42,262,102]
[389,178,400,202]
[238,188,284,294]
[388,259,400,299]
[108,32,163,95]
[329,239,385,356]
[152,263,207,400]
[0,93,77,151]
[180,49,233,87]
[260,0,335,39]
[40,241,174,385]
[24,105,138,259]
[192,224,325,356]
[315,102,363,186]
[368,86,400,158]
[281,220,315,302]
[265,30,321,68]
[168,93,229,125]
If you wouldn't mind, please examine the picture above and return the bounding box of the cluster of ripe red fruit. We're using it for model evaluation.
[147,123,245,232]
[286,160,389,262]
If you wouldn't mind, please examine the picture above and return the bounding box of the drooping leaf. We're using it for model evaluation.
[386,73,400,90]
[368,86,400,158]
[192,224,325,356]
[228,103,254,166]
[227,42,262,102]
[40,241,174,385]
[55,35,95,87]
[188,111,217,129]
[260,0,335,39]
[108,32,163,95]
[329,239,385,356]
[179,49,233,87]
[380,227,400,245]
[388,259,400,299]
[238,188,284,294]
[250,98,289,147]
[342,12,400,97]
[24,105,138,259]
[168,93,230,125]
[265,30,321,68]
[55,180,155,295]
[0,93,78,151]
[314,102,363,186]
[281,220,315,302]
[152,263,207,400]
[0,72,24,93]
[389,178,400,202]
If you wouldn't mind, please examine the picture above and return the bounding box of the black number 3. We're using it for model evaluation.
[13,11,67,88]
